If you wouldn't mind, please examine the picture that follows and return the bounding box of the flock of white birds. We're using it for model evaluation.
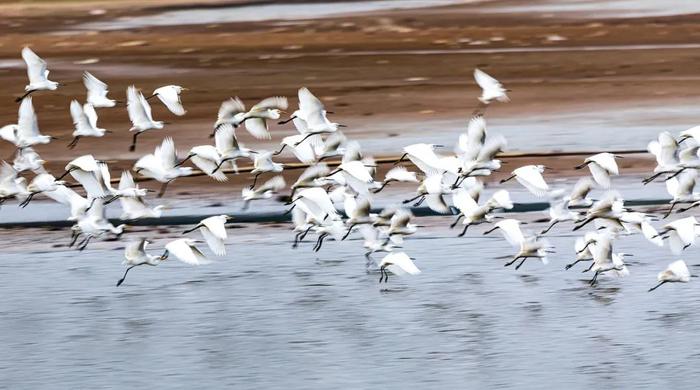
[0,47,695,291]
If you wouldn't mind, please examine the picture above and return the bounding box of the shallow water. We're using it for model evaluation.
[1,224,699,389]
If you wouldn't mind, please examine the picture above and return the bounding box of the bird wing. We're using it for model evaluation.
[298,87,324,118]
[514,166,549,196]
[119,171,136,191]
[426,194,449,214]
[340,161,373,183]
[458,115,486,159]
[154,85,186,116]
[83,71,109,101]
[83,103,99,129]
[192,155,228,182]
[488,189,514,209]
[22,47,48,85]
[214,123,237,154]
[404,143,443,176]
[259,175,286,193]
[667,260,691,281]
[244,117,271,140]
[127,85,150,127]
[296,163,329,184]
[385,166,417,183]
[200,227,226,256]
[70,100,90,133]
[217,97,246,124]
[166,239,211,265]
[71,170,108,198]
[17,96,39,138]
[452,188,479,214]
[494,219,525,247]
[251,96,288,111]
[588,162,612,189]
[202,215,228,240]
[384,252,421,276]
[157,137,178,169]
[589,153,619,175]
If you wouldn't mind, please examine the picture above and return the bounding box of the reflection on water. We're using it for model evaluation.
[1,228,699,388]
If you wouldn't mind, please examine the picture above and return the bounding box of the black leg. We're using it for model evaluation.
[413,196,426,207]
[78,236,93,251]
[67,136,81,149]
[342,224,356,240]
[15,89,35,103]
[393,153,408,166]
[505,256,522,267]
[249,172,261,189]
[293,132,316,146]
[540,220,559,235]
[450,214,464,229]
[648,281,667,292]
[565,259,584,270]
[402,194,423,204]
[116,264,140,287]
[183,224,203,235]
[129,132,140,152]
[458,223,470,237]
[582,262,595,273]
[500,174,516,184]
[157,181,170,198]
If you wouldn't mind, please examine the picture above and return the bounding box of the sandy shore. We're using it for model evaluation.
[0,0,695,190]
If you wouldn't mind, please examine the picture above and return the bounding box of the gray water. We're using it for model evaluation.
[2,223,699,389]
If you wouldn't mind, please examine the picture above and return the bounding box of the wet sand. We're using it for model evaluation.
[0,1,699,169]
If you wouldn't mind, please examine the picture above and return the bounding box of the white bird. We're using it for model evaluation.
[285,87,341,146]
[378,252,421,283]
[249,151,283,189]
[213,97,247,132]
[576,152,620,189]
[117,172,164,220]
[573,191,626,231]
[662,170,700,217]
[70,198,125,251]
[474,68,509,105]
[373,166,419,193]
[67,100,109,149]
[14,97,54,149]
[0,162,28,205]
[83,71,116,108]
[619,212,663,247]
[236,96,289,140]
[13,147,45,173]
[134,137,193,197]
[586,233,629,286]
[647,131,679,172]
[289,186,338,222]
[648,260,692,292]
[384,209,417,245]
[657,216,700,254]
[565,232,600,270]
[150,85,187,116]
[540,190,581,234]
[568,177,596,207]
[183,215,231,256]
[483,219,550,270]
[161,238,211,265]
[179,144,229,183]
[241,176,286,210]
[127,85,164,151]
[398,143,447,176]
[291,163,330,196]
[60,155,112,201]
[359,224,395,265]
[483,218,525,247]
[451,189,513,236]
[116,239,164,287]
[16,47,60,102]
[402,173,450,213]
[20,173,65,207]
[500,165,549,197]
[327,160,375,195]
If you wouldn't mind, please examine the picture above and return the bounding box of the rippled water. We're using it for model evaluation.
[1,224,699,389]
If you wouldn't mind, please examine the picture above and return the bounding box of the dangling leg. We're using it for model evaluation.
[458,223,471,237]
[67,136,81,149]
[129,132,140,152]
[116,264,140,287]
[249,172,261,189]
[450,214,464,229]
[515,257,529,270]
[157,181,170,198]
[648,281,667,292]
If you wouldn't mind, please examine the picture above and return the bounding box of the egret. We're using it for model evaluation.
[648,260,691,292]
[474,68,509,105]
[13,147,45,173]
[586,234,629,286]
[183,215,231,256]
[567,177,596,207]
[500,165,549,197]
[656,216,700,254]
[161,238,211,265]
[540,190,581,234]
[116,239,163,287]
[16,47,60,102]
[149,85,186,116]
[217,96,288,139]
[248,151,283,189]
[67,100,109,149]
[83,71,117,108]
[286,87,342,146]
[378,252,421,283]
[241,176,286,210]
[373,166,419,193]
[20,173,65,207]
[126,85,164,152]
[133,137,193,197]
[575,152,620,189]
[14,97,55,150]
[0,162,28,205]
[117,172,164,220]
[70,198,126,251]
